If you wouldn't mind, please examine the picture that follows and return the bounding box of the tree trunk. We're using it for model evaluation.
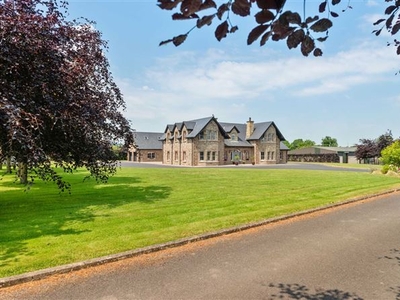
[6,156,12,174]
[18,161,28,185]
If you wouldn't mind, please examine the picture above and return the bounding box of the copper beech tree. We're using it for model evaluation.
[158,0,400,57]
[0,0,133,191]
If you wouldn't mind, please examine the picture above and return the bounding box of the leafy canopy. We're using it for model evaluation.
[285,138,315,150]
[355,130,394,161]
[381,140,400,168]
[0,0,133,191]
[321,136,338,147]
[158,0,400,57]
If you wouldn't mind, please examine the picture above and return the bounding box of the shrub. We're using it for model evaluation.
[381,141,400,170]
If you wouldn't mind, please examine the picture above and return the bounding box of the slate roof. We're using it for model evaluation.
[220,122,252,147]
[247,121,285,141]
[173,116,231,139]
[133,132,163,150]
[160,116,285,146]
[288,146,356,155]
[316,146,357,152]
[280,142,289,150]
[220,121,286,147]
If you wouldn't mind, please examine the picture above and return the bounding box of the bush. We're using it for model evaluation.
[381,140,400,169]
[381,165,390,174]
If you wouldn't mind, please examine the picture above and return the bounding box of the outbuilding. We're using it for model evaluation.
[127,132,163,163]
[288,146,357,164]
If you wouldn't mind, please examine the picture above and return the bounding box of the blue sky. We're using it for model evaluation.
[67,0,399,146]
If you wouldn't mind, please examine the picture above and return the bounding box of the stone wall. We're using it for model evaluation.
[252,126,280,164]
[192,121,225,166]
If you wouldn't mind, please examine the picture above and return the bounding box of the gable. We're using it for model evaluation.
[185,116,229,139]
[248,122,285,141]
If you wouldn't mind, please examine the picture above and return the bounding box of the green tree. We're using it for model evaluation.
[377,130,394,154]
[381,140,400,169]
[0,0,133,191]
[158,0,400,58]
[321,136,338,147]
[288,138,315,150]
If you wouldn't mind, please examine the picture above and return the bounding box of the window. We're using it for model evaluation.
[182,131,187,142]
[200,130,217,140]
[212,151,216,161]
[199,151,204,161]
[207,151,211,161]
[271,151,274,160]
[261,151,265,160]
[207,130,217,141]
[199,131,205,140]
[267,151,270,160]
[266,133,275,142]
[167,151,170,161]
[207,130,217,140]
[182,151,187,161]
[147,152,155,159]
[231,133,237,141]
[174,151,178,161]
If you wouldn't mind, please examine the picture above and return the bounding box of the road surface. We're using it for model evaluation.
[2,193,400,300]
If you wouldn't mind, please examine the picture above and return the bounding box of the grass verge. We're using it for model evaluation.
[1,166,399,278]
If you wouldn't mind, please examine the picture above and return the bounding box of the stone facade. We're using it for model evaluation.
[163,120,226,166]
[127,132,163,163]
[161,116,288,166]
[128,148,163,163]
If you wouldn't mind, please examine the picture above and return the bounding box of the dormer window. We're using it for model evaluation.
[230,133,237,141]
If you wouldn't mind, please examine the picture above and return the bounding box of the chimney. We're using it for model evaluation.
[246,117,254,139]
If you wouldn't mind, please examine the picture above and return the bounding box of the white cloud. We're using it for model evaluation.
[366,0,379,7]
[117,34,399,133]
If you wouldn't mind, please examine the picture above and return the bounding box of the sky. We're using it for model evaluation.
[66,0,400,146]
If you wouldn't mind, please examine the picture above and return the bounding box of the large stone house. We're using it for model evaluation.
[161,116,288,166]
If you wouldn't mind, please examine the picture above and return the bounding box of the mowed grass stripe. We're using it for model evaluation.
[0,167,399,277]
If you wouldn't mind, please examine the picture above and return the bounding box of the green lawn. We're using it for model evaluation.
[1,167,399,278]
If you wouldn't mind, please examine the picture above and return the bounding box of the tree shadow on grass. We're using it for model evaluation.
[266,283,364,300]
[0,176,171,274]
